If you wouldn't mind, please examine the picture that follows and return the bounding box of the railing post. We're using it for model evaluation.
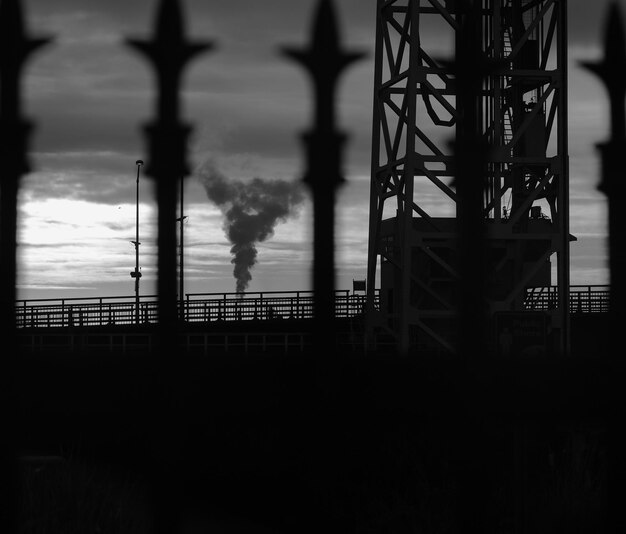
[127,0,211,338]
[0,2,48,531]
[126,0,212,530]
[281,5,363,528]
[0,0,47,329]
[451,2,499,531]
[282,0,363,357]
[581,4,626,532]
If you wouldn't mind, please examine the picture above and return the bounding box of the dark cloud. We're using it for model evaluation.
[23,170,139,204]
[22,0,373,201]
[30,107,145,154]
[184,240,230,249]
[197,159,305,293]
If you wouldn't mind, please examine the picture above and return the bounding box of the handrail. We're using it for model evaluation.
[524,285,610,313]
[15,289,369,307]
[15,290,376,329]
[14,285,608,330]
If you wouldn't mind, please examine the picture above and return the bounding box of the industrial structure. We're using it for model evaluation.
[10,0,577,360]
[366,0,570,355]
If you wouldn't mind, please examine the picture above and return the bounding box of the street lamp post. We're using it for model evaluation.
[176,175,188,321]
[131,160,144,324]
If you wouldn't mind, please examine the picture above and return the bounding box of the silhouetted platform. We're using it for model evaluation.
[15,285,609,355]
[15,329,612,532]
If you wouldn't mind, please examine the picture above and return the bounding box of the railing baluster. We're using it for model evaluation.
[450,2,501,530]
[126,0,212,530]
[279,3,364,528]
[0,1,47,532]
[282,0,364,356]
[582,2,626,346]
[581,4,626,532]
[127,0,211,338]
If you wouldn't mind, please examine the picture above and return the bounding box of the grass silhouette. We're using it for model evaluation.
[18,455,151,534]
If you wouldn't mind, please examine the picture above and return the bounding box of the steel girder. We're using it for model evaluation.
[366,0,569,355]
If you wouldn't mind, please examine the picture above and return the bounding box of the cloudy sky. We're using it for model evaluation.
[14,0,618,301]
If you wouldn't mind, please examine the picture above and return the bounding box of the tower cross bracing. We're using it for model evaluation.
[366,0,569,355]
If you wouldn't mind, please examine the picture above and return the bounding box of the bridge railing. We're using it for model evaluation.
[15,284,607,329]
[15,290,375,328]
[183,290,369,323]
[524,285,610,313]
[15,295,159,328]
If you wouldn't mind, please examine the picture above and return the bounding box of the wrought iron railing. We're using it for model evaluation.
[1,1,623,533]
[15,290,375,328]
[524,285,610,313]
[14,284,608,330]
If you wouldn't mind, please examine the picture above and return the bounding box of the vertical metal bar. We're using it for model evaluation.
[282,8,363,527]
[127,0,211,339]
[557,0,570,355]
[178,174,185,320]
[453,1,494,531]
[134,160,143,324]
[127,1,211,531]
[455,0,489,361]
[493,0,503,226]
[366,2,384,342]
[396,1,420,355]
[0,2,48,531]
[581,4,626,532]
[282,0,364,356]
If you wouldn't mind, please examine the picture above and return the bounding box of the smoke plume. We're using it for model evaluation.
[197,160,305,294]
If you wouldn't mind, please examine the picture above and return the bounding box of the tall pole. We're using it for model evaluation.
[582,5,626,530]
[178,175,186,320]
[283,0,363,360]
[0,3,48,533]
[134,159,143,324]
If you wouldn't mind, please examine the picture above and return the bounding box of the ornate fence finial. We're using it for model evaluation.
[127,0,212,174]
[0,2,49,531]
[283,0,363,140]
[126,0,212,332]
[581,1,626,195]
[0,0,49,134]
[0,0,49,350]
[125,3,213,529]
[451,1,494,361]
[282,0,364,356]
[448,4,501,532]
[580,1,626,327]
[581,4,626,532]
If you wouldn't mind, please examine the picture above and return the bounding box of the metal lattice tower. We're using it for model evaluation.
[366,0,569,355]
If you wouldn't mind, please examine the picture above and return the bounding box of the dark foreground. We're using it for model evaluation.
[14,332,613,534]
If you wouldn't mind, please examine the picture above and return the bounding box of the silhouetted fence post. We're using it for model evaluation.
[0,1,47,532]
[451,2,499,530]
[454,0,492,362]
[126,0,211,531]
[127,0,211,341]
[581,3,626,532]
[282,2,363,528]
[282,0,363,358]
